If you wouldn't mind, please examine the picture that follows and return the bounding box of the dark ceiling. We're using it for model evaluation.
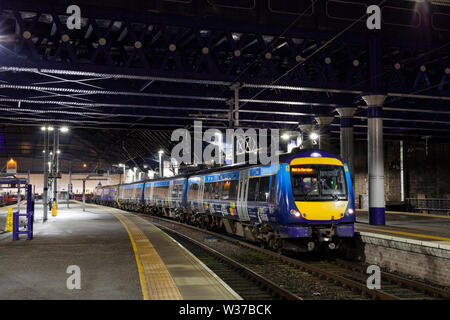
[0,124,174,173]
[0,0,449,171]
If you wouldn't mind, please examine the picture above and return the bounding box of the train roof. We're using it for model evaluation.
[97,149,345,188]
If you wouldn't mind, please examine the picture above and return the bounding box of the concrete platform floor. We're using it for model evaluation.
[356,210,450,244]
[0,202,240,300]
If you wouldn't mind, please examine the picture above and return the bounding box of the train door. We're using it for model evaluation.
[198,177,205,213]
[168,181,173,207]
[237,169,250,221]
[149,183,154,203]
[132,184,138,203]
[119,185,123,200]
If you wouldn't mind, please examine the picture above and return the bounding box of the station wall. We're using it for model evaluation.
[353,140,450,205]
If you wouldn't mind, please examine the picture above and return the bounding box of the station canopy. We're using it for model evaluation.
[0,0,449,170]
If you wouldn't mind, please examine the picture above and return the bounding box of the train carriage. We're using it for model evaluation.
[117,183,143,211]
[93,186,103,203]
[92,149,355,252]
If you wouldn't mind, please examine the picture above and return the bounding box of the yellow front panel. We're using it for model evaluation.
[290,157,343,166]
[295,201,348,221]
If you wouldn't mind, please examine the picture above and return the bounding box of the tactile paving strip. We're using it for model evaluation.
[112,212,182,300]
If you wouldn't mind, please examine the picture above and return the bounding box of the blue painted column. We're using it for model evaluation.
[336,107,356,175]
[362,94,386,225]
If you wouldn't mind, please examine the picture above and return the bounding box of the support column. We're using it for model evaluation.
[336,107,356,174]
[82,180,86,212]
[43,128,49,222]
[68,170,72,209]
[299,124,314,149]
[53,129,59,208]
[234,86,239,127]
[400,140,405,202]
[134,167,139,182]
[363,94,386,225]
[158,151,164,178]
[315,116,334,152]
[228,83,241,164]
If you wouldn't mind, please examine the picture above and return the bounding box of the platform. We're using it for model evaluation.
[356,209,450,243]
[0,202,240,300]
[354,210,450,286]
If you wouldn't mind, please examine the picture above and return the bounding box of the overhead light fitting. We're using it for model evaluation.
[310,132,319,140]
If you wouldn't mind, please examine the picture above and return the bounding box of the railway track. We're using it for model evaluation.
[141,213,450,300]
[161,226,301,300]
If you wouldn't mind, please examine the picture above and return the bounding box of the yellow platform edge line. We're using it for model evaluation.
[356,209,450,220]
[358,226,450,242]
[112,212,150,300]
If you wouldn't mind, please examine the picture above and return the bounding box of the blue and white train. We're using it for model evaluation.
[94,149,355,252]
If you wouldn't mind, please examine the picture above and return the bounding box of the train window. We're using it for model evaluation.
[220,181,230,200]
[144,186,152,198]
[162,186,169,198]
[134,187,141,199]
[209,183,215,199]
[229,180,238,200]
[216,182,221,199]
[179,185,184,198]
[204,183,210,200]
[247,178,259,202]
[188,183,199,199]
[257,176,271,202]
[155,186,169,199]
[205,182,215,200]
[220,180,238,201]
[319,167,347,199]
[291,165,348,201]
[219,180,234,200]
[209,181,220,199]
[269,175,277,203]
[170,185,179,198]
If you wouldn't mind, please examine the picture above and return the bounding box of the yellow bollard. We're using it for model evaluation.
[4,207,13,232]
[52,201,57,217]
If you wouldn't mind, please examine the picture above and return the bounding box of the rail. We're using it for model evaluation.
[146,215,400,300]
[156,223,303,300]
[145,214,450,300]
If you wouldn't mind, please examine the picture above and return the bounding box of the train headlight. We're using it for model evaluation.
[290,209,301,218]
[347,208,354,215]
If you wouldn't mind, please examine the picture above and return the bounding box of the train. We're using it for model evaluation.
[0,193,24,206]
[92,149,355,252]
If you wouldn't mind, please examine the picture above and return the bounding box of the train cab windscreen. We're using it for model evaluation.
[291,165,347,201]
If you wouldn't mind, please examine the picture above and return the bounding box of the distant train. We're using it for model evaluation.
[93,149,355,252]
[0,193,24,206]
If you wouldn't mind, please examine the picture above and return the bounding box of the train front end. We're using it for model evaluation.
[278,150,355,252]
